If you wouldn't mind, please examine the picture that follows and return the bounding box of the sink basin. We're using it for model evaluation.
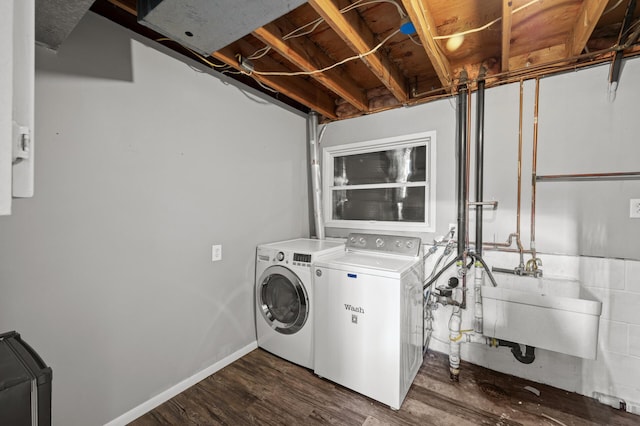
[482,273,602,359]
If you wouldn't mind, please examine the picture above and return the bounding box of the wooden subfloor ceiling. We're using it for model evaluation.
[131,348,637,425]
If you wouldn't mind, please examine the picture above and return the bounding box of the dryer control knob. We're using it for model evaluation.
[276,252,285,261]
[315,269,322,277]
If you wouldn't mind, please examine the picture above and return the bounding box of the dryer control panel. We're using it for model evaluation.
[259,248,314,268]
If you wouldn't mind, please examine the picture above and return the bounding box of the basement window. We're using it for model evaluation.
[323,131,436,233]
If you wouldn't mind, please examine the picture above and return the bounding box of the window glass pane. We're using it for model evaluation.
[333,146,426,186]
[332,187,425,222]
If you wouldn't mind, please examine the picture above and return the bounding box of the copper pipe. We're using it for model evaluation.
[408,46,640,104]
[468,240,536,255]
[484,247,536,255]
[537,171,640,182]
[531,78,540,257]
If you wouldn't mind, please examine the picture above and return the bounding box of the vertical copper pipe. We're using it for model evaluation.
[531,78,540,256]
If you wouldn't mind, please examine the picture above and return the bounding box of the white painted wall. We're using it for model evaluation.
[0,13,308,426]
[321,57,640,411]
[321,95,458,241]
[322,58,640,260]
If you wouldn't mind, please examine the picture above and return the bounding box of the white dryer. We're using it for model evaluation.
[255,238,344,369]
[313,233,423,410]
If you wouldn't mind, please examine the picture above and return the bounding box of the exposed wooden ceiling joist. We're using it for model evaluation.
[213,41,338,119]
[509,43,566,70]
[107,0,134,15]
[566,0,609,56]
[106,0,336,117]
[401,0,453,87]
[502,0,513,73]
[95,0,640,122]
[252,20,369,112]
[308,0,409,103]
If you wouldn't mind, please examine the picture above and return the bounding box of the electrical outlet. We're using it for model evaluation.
[631,199,640,219]
[212,244,222,261]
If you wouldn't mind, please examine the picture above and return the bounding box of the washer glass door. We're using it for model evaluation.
[258,265,308,335]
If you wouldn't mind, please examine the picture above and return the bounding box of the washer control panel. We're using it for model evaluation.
[346,233,421,256]
[265,249,313,267]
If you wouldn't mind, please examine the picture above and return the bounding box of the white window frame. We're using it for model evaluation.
[322,130,436,233]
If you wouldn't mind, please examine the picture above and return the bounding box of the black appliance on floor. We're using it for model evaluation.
[0,331,52,425]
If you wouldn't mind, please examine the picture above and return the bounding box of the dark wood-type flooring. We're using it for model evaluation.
[131,348,637,425]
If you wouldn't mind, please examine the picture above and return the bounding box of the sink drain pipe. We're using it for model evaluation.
[443,68,530,380]
[448,71,469,381]
[494,339,536,364]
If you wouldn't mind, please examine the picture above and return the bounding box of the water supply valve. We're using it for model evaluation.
[436,285,453,298]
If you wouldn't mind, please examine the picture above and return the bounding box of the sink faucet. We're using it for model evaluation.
[491,257,543,278]
[525,257,543,278]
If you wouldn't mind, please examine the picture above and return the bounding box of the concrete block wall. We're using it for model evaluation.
[426,248,640,414]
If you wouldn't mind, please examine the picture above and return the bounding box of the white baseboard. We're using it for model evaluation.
[104,341,258,426]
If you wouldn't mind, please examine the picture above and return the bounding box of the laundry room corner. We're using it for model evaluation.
[0,11,310,426]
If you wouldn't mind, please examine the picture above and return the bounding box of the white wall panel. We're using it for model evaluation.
[0,12,307,426]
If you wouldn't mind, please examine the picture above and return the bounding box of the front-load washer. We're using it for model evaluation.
[313,233,423,410]
[255,238,344,369]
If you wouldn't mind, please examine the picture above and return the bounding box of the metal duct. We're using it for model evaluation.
[456,73,468,257]
[35,0,95,50]
[308,112,325,240]
[137,0,307,56]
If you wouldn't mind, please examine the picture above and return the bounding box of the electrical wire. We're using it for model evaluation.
[247,46,272,60]
[603,0,625,16]
[346,0,407,18]
[433,0,541,40]
[246,0,406,61]
[408,34,423,46]
[250,29,401,77]
[408,41,640,108]
[255,79,280,94]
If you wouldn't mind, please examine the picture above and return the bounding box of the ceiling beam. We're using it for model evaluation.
[252,20,369,112]
[213,41,338,119]
[566,0,608,57]
[107,0,337,118]
[308,0,408,102]
[501,0,513,72]
[107,0,136,15]
[401,0,453,87]
[509,43,567,70]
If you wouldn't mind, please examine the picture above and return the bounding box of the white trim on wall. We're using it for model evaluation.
[104,341,258,426]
